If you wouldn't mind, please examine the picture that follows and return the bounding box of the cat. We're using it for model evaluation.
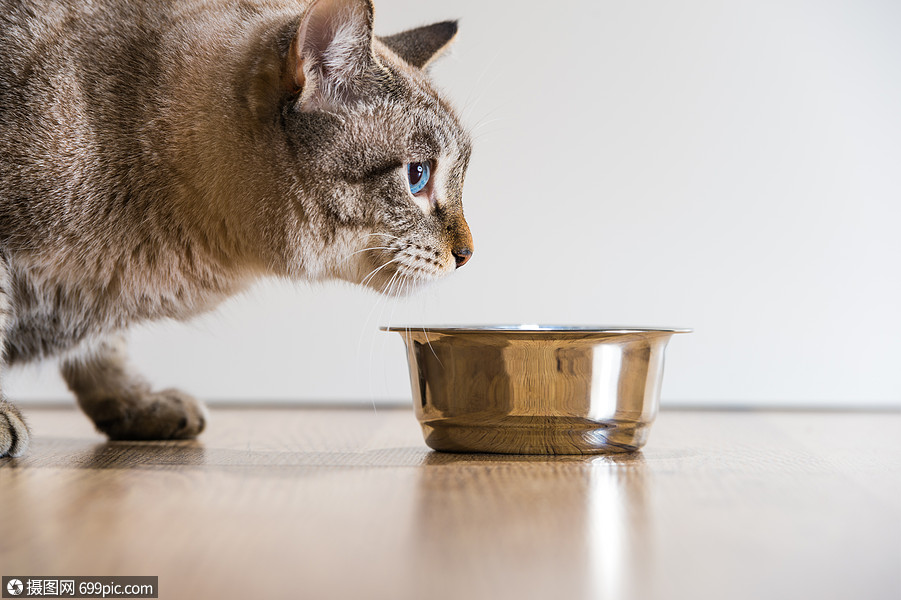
[0,0,474,457]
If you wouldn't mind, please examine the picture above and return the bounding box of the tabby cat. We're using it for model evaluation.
[0,0,473,457]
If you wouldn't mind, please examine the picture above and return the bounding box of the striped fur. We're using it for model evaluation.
[0,0,472,455]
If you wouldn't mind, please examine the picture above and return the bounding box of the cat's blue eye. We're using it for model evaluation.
[407,161,430,195]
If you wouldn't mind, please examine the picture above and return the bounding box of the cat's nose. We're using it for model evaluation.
[452,247,472,268]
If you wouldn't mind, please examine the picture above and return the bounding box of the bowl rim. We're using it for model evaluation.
[379,325,692,334]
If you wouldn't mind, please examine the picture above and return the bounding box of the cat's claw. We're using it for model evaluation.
[0,401,30,458]
[88,389,208,441]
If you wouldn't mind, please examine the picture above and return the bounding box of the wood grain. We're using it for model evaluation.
[1,406,898,600]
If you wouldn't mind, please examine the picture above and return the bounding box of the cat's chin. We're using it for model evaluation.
[370,274,439,297]
[356,267,443,297]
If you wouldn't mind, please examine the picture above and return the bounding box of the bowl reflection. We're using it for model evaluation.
[411,452,652,598]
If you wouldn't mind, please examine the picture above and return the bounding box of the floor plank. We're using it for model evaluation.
[1,406,899,600]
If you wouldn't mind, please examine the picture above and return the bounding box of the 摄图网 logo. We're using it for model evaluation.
[6,579,23,596]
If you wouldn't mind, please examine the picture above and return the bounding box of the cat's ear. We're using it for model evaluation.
[378,21,458,69]
[286,0,375,110]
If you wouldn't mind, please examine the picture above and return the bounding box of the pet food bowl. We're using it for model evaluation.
[382,325,690,454]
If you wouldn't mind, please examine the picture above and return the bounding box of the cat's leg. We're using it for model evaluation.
[60,336,207,440]
[0,258,30,457]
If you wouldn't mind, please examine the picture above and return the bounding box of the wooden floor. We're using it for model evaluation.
[0,405,898,600]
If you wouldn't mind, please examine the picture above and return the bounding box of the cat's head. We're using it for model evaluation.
[274,0,473,295]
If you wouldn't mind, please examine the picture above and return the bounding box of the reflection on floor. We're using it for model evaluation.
[1,405,898,600]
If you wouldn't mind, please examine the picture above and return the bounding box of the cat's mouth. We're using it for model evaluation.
[358,243,456,296]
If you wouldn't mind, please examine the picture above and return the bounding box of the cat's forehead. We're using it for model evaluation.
[377,96,465,152]
[358,46,470,154]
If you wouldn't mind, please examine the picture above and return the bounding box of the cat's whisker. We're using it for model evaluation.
[422,325,443,368]
[469,106,512,141]
[364,267,397,412]
[362,257,397,282]
[360,257,400,289]
[383,269,401,298]
[470,104,507,129]
[459,49,503,123]
[471,116,509,135]
[471,121,513,142]
[380,269,411,408]
[338,246,395,264]
[373,278,394,346]
[361,269,394,348]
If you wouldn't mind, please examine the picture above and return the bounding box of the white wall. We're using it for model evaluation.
[8,0,900,407]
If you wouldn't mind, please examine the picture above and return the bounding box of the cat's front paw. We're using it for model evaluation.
[89,389,208,441]
[0,401,30,457]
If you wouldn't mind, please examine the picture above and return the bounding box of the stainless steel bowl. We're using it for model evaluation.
[383,326,690,454]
